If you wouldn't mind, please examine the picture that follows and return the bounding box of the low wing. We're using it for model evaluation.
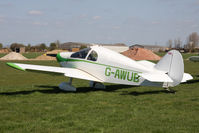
[7,62,102,82]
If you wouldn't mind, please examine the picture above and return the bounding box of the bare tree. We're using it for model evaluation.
[26,44,31,52]
[39,43,47,51]
[187,32,199,52]
[173,38,182,49]
[174,39,178,49]
[49,43,57,51]
[167,40,173,49]
[177,38,182,49]
[0,43,3,49]
[55,40,60,48]
[10,43,24,51]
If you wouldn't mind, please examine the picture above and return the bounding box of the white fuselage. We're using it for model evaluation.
[58,46,164,87]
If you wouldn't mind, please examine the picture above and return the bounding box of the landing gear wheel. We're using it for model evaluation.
[165,88,176,94]
[90,81,106,89]
[59,78,76,91]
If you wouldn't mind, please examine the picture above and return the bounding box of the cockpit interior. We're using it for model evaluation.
[70,48,98,61]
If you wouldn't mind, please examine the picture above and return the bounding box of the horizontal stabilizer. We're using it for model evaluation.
[139,73,173,82]
[181,73,193,82]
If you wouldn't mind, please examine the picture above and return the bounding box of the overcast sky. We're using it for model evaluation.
[0,0,199,46]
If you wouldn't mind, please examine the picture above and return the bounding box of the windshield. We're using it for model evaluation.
[70,48,91,59]
[87,50,98,61]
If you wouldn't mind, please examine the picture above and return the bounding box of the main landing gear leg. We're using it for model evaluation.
[90,81,106,89]
[59,78,76,91]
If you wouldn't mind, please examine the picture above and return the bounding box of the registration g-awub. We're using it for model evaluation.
[7,46,193,91]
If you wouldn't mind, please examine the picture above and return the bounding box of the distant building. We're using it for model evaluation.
[96,43,128,53]
[15,47,25,53]
[59,42,128,53]
[101,46,129,53]
[59,42,92,51]
[0,48,11,53]
[72,48,80,52]
[130,44,167,52]
[129,44,144,49]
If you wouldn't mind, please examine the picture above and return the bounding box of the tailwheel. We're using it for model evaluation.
[165,87,176,93]
[59,78,76,91]
[90,81,106,89]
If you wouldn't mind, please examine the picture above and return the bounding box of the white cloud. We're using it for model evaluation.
[0,19,5,23]
[32,22,48,26]
[28,10,43,15]
[92,16,101,20]
[0,3,13,8]
[192,24,199,28]
[195,0,199,5]
[151,21,160,25]
[112,26,120,29]
[0,16,5,23]
[80,14,87,18]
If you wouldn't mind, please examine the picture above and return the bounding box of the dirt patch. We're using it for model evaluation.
[0,52,28,60]
[72,48,80,52]
[0,48,11,53]
[121,48,161,60]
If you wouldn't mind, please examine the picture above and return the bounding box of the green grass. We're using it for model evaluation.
[0,59,199,133]
[22,52,44,59]
[156,52,198,59]
[0,52,44,59]
[0,53,7,58]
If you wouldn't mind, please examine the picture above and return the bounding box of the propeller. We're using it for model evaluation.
[45,54,57,57]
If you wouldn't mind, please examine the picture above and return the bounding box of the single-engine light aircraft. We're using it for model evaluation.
[7,46,193,91]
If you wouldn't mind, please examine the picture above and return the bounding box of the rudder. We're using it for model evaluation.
[155,50,184,87]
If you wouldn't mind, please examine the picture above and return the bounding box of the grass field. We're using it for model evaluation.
[22,52,44,59]
[156,52,198,60]
[0,52,44,59]
[0,53,7,58]
[0,56,199,132]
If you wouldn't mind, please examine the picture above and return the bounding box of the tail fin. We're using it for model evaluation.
[155,50,184,87]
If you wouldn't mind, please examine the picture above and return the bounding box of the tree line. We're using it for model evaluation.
[0,40,60,52]
[1,32,199,53]
[167,32,199,52]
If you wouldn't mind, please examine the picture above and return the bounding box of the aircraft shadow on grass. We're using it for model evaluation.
[120,90,175,96]
[0,84,132,96]
[182,79,199,84]
[0,84,172,96]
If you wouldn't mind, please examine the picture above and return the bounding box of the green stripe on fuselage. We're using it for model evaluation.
[56,53,67,62]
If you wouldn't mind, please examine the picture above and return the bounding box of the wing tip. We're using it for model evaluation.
[6,62,25,71]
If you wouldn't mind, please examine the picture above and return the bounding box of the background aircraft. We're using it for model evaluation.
[7,46,193,91]
[189,56,199,62]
